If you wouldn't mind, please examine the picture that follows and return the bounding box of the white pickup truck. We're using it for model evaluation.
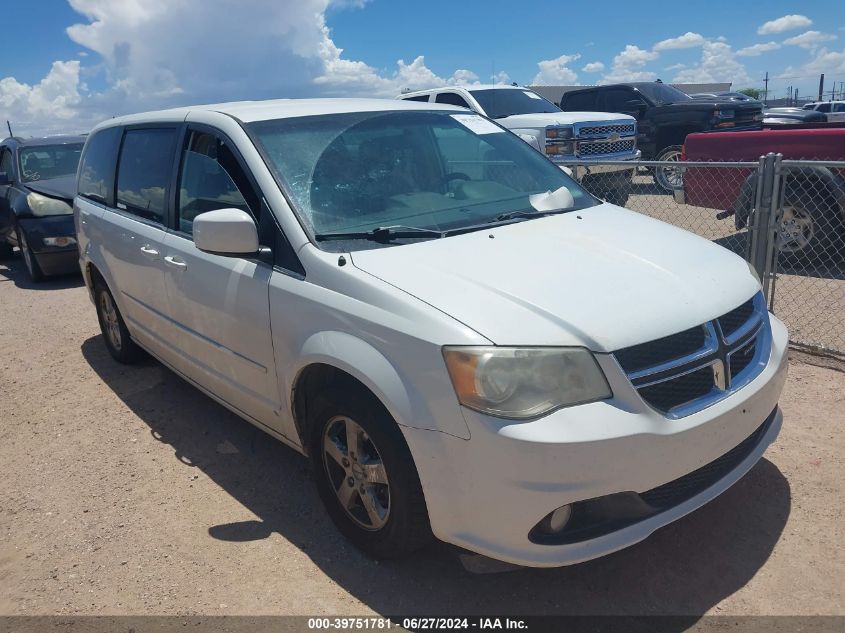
[398,84,641,205]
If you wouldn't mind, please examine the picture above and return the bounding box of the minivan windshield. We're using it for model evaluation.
[635,83,692,105]
[19,143,83,182]
[469,89,561,119]
[249,110,596,249]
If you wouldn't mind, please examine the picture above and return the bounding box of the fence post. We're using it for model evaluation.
[747,152,781,304]
[762,154,783,310]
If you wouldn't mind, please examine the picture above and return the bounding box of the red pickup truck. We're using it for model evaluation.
[674,126,845,260]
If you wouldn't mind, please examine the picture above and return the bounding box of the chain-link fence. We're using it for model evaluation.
[568,156,845,358]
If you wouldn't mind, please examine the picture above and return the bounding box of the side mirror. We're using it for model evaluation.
[0,171,11,186]
[625,99,647,111]
[192,208,259,256]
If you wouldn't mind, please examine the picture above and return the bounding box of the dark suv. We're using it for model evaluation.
[0,135,85,281]
[560,82,764,191]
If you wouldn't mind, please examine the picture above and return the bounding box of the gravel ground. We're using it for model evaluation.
[1,250,844,618]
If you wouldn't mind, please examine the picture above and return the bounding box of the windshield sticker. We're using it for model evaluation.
[451,114,505,135]
[524,91,542,100]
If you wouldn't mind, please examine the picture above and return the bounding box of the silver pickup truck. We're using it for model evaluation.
[398,84,641,205]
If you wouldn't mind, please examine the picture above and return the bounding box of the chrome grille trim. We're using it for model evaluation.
[614,293,771,418]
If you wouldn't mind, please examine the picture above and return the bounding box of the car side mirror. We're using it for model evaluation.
[192,208,259,256]
[0,171,11,186]
[625,99,647,111]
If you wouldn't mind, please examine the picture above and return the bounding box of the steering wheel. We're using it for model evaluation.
[442,172,470,185]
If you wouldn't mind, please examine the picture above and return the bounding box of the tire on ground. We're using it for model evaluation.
[308,383,433,559]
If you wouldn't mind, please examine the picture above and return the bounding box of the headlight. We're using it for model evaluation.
[546,126,574,140]
[442,347,612,419]
[714,109,735,119]
[26,192,72,216]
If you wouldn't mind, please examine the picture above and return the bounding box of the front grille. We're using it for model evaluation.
[615,326,706,374]
[637,366,715,412]
[719,298,754,337]
[640,413,773,509]
[578,123,636,137]
[578,139,636,157]
[613,293,769,417]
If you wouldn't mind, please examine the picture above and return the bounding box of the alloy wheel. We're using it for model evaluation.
[778,206,814,253]
[99,291,123,351]
[322,415,390,530]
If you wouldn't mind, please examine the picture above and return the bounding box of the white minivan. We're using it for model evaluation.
[75,98,788,567]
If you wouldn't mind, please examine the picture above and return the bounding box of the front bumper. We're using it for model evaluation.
[404,315,789,567]
[565,150,641,179]
[18,216,79,276]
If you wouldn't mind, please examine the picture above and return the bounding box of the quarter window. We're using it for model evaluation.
[116,128,177,222]
[435,93,472,109]
[177,131,259,234]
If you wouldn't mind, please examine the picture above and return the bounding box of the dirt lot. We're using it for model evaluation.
[1,253,844,618]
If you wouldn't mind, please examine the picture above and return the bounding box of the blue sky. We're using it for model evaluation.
[1,0,843,135]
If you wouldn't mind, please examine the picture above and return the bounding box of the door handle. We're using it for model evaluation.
[164,255,187,270]
[140,245,159,258]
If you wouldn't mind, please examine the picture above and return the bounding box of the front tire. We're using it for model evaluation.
[309,387,432,559]
[653,145,684,192]
[94,281,143,363]
[15,227,44,282]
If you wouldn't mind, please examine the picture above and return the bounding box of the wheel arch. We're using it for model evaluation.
[289,331,466,454]
[655,125,703,153]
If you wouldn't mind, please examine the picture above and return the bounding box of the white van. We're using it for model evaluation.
[75,98,788,567]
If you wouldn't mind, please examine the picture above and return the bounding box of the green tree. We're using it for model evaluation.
[738,88,763,100]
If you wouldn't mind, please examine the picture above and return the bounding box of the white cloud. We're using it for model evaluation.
[758,14,813,35]
[582,61,605,73]
[532,53,581,85]
[0,61,84,135]
[490,70,511,84]
[599,45,658,84]
[777,47,845,78]
[0,0,485,136]
[782,30,837,49]
[654,32,706,51]
[665,63,687,71]
[736,42,781,57]
[671,42,750,85]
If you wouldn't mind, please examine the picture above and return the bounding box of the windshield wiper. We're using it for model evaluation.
[492,207,570,222]
[314,225,445,242]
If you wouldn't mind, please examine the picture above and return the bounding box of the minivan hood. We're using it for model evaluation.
[497,111,634,128]
[350,204,758,351]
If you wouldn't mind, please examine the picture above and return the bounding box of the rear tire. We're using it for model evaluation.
[309,386,432,559]
[16,227,44,282]
[653,145,684,193]
[777,183,845,265]
[94,281,144,363]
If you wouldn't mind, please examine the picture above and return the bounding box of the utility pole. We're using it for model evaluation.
[763,72,769,103]
[818,73,824,101]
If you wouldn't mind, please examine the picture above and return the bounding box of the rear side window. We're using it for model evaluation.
[834,103,845,113]
[435,92,472,109]
[402,95,431,102]
[78,127,121,204]
[562,91,598,111]
[116,128,177,222]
